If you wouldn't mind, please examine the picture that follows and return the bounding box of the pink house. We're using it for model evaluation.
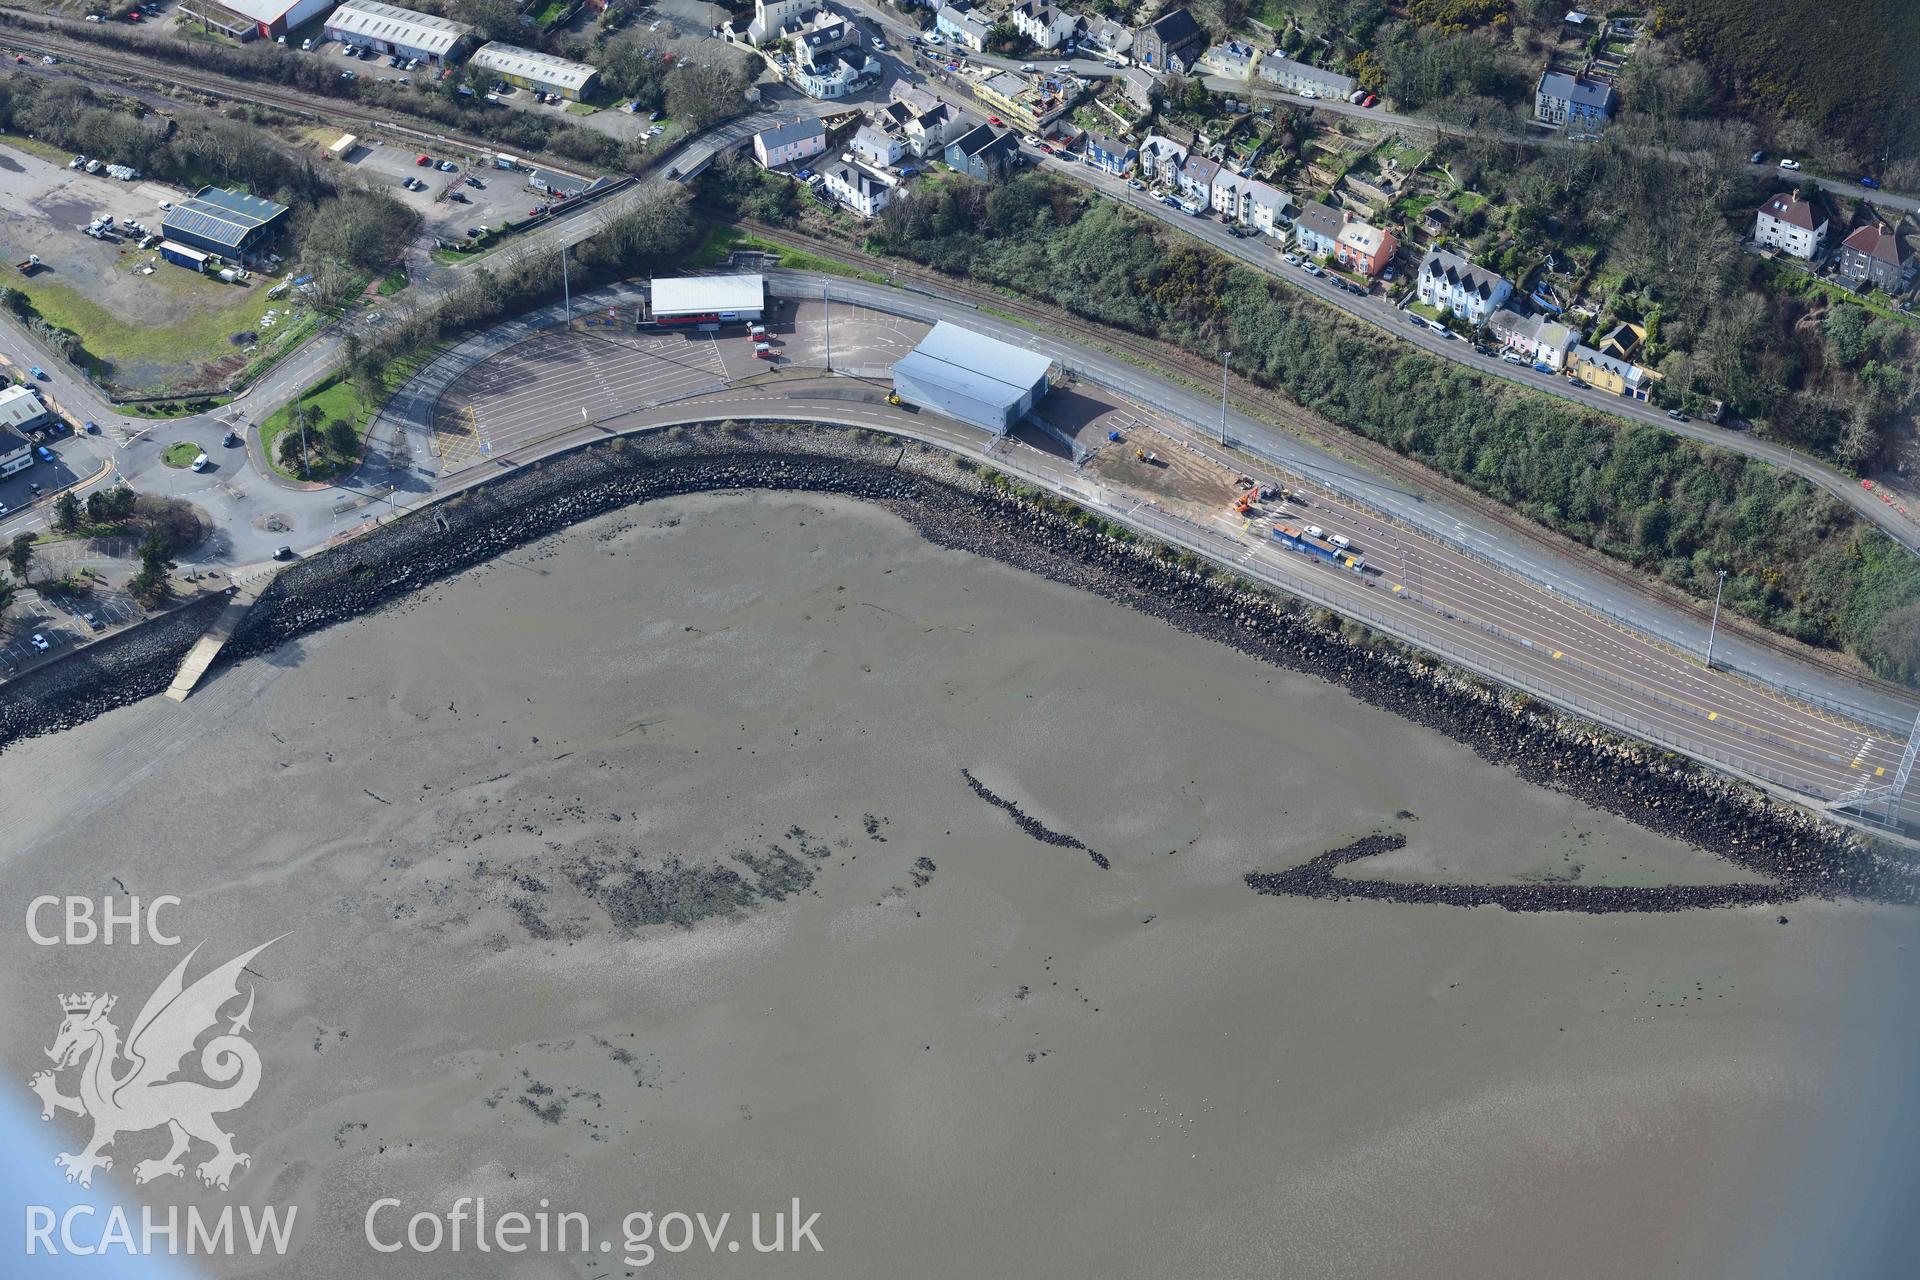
[1334,218,1398,277]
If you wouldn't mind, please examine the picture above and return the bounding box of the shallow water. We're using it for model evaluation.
[3,493,1915,1278]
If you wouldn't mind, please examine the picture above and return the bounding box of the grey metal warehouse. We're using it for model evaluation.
[323,1,474,63]
[160,187,289,259]
[889,321,1052,434]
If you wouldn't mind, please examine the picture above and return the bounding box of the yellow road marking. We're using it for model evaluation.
[1852,758,1865,769]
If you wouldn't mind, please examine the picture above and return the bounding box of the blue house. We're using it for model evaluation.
[1533,72,1615,130]
[1082,130,1135,176]
[945,124,1019,181]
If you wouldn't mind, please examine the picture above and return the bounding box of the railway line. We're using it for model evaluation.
[0,16,580,176]
[729,218,1918,719]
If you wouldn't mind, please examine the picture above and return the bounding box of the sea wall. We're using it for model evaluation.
[2,423,1909,909]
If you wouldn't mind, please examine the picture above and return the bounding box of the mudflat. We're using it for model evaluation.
[4,492,1914,1278]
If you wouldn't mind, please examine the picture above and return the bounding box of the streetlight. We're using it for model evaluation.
[1705,568,1728,669]
[1218,349,1231,446]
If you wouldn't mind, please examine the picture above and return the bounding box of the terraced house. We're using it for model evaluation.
[1256,53,1353,100]
[935,4,994,52]
[1415,248,1513,326]
[1533,72,1615,131]
[1082,130,1135,176]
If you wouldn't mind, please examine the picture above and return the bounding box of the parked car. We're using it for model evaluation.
[1023,134,1042,147]
[416,154,431,166]
[1020,63,1037,72]
[1859,176,1881,189]
[988,115,1003,126]
[83,420,98,433]
[1329,533,1352,550]
[449,191,468,202]
[1405,315,1425,329]
[1748,150,1765,164]
[274,545,294,560]
[28,365,46,379]
[82,611,101,629]
[1302,262,1322,276]
[1778,157,1800,170]
[464,175,483,188]
[1667,409,1689,422]
[1361,94,1378,108]
[30,634,50,652]
[1303,525,1327,540]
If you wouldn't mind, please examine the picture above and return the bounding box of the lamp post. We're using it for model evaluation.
[1704,569,1728,669]
[1218,349,1231,446]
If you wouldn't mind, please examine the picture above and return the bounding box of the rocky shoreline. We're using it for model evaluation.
[3,422,1912,910]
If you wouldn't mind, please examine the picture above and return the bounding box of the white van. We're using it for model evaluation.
[190,452,209,471]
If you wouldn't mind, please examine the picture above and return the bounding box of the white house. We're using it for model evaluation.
[1176,154,1221,204]
[1007,1,1079,51]
[1293,201,1346,257]
[852,122,906,168]
[934,4,993,51]
[822,160,894,217]
[794,48,877,99]
[1257,53,1354,100]
[1415,248,1513,326]
[1136,134,1189,184]
[746,0,811,44]
[1753,191,1828,260]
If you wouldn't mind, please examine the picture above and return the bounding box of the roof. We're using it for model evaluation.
[1536,71,1615,113]
[756,117,826,150]
[650,273,765,316]
[1141,7,1202,44]
[1572,344,1647,385]
[950,123,1016,161]
[1842,223,1910,265]
[528,167,595,196]
[1297,201,1347,239]
[1419,247,1509,299]
[161,187,288,250]
[1257,53,1354,93]
[853,124,899,153]
[0,384,47,432]
[1085,130,1133,157]
[200,0,314,24]
[893,321,1052,404]
[800,18,848,49]
[1085,18,1132,52]
[1337,219,1390,255]
[1181,154,1221,186]
[471,42,598,92]
[158,239,211,262]
[1759,192,1824,232]
[826,162,889,200]
[325,2,471,57]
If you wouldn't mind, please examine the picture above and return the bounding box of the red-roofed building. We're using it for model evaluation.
[1753,192,1828,260]
[1837,223,1913,292]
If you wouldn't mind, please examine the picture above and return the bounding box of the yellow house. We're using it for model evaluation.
[1569,344,1661,400]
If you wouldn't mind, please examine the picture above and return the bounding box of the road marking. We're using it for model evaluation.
[1707,712,1717,721]
[1551,650,1562,659]
[1877,767,1887,777]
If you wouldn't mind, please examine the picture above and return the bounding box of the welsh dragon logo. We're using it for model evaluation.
[28,938,279,1191]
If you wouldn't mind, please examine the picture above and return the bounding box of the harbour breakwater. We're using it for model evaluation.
[1,422,1910,910]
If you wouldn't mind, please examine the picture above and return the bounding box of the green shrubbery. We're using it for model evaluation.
[861,171,1920,680]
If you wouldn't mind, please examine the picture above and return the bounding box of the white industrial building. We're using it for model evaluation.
[890,322,1052,434]
[324,2,474,63]
[471,43,601,100]
[178,0,332,40]
[649,274,766,325]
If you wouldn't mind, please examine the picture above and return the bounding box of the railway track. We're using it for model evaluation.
[731,218,1915,708]
[0,17,572,174]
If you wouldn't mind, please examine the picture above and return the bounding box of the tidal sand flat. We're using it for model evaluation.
[4,492,1916,1279]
